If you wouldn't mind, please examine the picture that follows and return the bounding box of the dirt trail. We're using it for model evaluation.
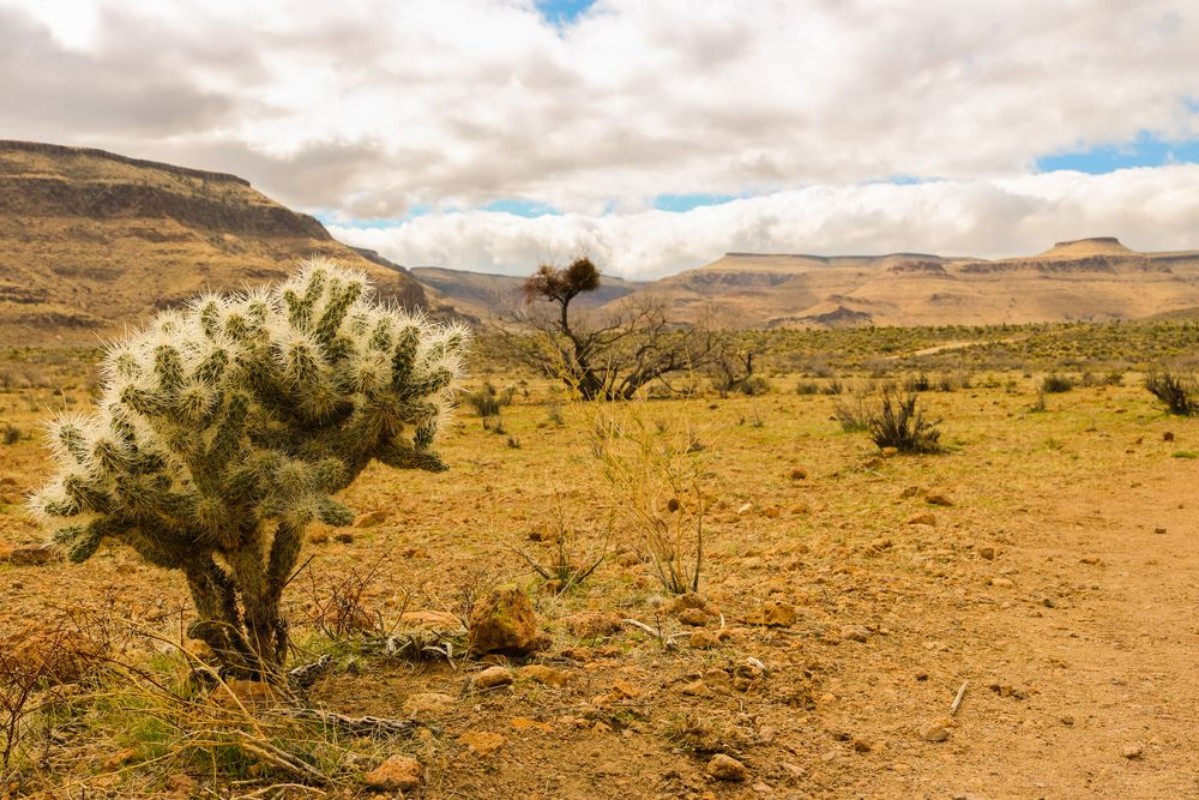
[914,462,1199,799]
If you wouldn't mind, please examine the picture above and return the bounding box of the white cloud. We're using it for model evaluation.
[330,165,1199,279]
[2,0,1198,273]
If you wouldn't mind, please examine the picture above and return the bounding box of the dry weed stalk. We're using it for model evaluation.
[511,486,609,595]
[592,406,706,594]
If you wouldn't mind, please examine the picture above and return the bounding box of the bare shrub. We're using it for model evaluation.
[1145,370,1197,416]
[866,388,942,454]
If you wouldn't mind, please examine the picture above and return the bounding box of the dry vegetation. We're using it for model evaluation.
[2,320,1198,799]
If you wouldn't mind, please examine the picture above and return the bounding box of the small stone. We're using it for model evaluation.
[870,537,894,551]
[103,747,137,770]
[789,466,808,480]
[760,600,797,628]
[473,665,515,690]
[899,485,922,499]
[5,545,62,566]
[762,505,783,519]
[840,625,870,643]
[1153,527,1167,535]
[520,664,570,687]
[852,737,872,753]
[990,577,1014,588]
[706,753,748,782]
[679,680,711,697]
[355,510,389,528]
[457,731,506,756]
[333,531,354,544]
[880,446,899,457]
[906,512,937,526]
[922,723,950,743]
[690,630,721,649]
[1122,744,1144,760]
[363,755,422,792]
[564,611,623,638]
[979,546,996,560]
[1163,431,1175,442]
[402,692,455,716]
[925,491,954,507]
[1042,597,1056,608]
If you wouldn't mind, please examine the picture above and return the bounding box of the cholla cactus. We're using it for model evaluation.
[30,260,467,676]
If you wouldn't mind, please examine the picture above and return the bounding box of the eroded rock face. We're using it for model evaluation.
[467,585,546,656]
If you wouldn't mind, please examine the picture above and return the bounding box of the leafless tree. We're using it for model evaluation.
[513,257,719,400]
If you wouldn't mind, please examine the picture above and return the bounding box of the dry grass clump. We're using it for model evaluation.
[1145,370,1197,416]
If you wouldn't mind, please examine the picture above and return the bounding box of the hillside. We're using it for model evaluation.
[625,239,1199,328]
[0,141,427,345]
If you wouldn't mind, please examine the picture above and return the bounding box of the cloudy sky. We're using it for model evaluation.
[4,0,1199,279]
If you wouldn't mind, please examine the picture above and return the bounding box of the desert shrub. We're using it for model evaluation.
[795,381,821,395]
[462,381,506,417]
[1040,373,1075,393]
[822,378,845,396]
[29,261,466,677]
[738,375,772,396]
[865,388,942,453]
[904,372,931,392]
[1145,370,1197,416]
[833,394,870,433]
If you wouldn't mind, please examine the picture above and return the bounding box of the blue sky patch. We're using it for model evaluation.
[481,198,560,217]
[652,193,739,212]
[1036,133,1199,173]
[535,0,595,26]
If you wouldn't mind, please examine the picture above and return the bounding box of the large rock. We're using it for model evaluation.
[468,586,546,656]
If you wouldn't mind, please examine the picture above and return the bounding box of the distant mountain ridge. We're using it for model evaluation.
[420,237,1199,328]
[0,140,427,345]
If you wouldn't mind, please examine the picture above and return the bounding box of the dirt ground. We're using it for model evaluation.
[1,374,1196,799]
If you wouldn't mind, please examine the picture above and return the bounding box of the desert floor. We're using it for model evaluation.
[1,362,1197,799]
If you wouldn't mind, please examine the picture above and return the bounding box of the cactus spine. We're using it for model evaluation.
[31,260,467,676]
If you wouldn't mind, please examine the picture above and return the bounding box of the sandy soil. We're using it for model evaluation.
[1,379,1196,799]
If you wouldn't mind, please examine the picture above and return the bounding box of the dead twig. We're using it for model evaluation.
[950,680,969,716]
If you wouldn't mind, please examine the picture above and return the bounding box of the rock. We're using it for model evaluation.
[925,491,954,507]
[363,754,422,792]
[472,665,515,690]
[690,630,721,649]
[870,537,894,551]
[762,505,783,519]
[1153,527,1167,535]
[509,717,554,733]
[564,611,623,638]
[1122,743,1144,760]
[457,731,506,757]
[921,723,950,743]
[840,625,870,643]
[355,510,389,528]
[880,446,899,457]
[402,692,455,716]
[1163,431,1175,442]
[333,531,354,544]
[990,577,1014,588]
[678,608,710,627]
[899,485,923,499]
[979,546,996,560]
[706,753,748,782]
[520,664,571,687]
[851,737,872,753]
[468,586,545,656]
[789,466,808,480]
[5,545,63,566]
[906,513,936,526]
[760,600,796,628]
[703,668,734,692]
